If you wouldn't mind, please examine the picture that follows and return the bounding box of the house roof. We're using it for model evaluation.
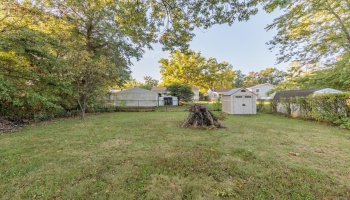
[152,86,199,92]
[212,88,232,93]
[246,83,274,88]
[191,86,200,91]
[273,88,321,100]
[223,88,256,96]
[108,89,121,94]
[151,86,167,93]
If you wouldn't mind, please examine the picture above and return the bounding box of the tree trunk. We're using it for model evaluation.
[78,94,87,120]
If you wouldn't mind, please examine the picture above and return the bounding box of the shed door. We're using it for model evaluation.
[233,95,252,114]
[164,97,173,105]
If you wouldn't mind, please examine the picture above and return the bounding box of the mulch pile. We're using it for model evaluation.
[182,104,225,128]
[0,117,22,133]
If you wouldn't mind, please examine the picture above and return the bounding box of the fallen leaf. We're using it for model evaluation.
[289,152,300,156]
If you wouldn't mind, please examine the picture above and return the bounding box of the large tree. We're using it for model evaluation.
[242,67,285,86]
[159,50,234,92]
[266,0,350,68]
[37,0,265,118]
[264,0,350,92]
[0,3,74,120]
[1,0,273,119]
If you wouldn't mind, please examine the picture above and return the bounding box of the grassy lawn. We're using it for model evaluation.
[1,112,350,199]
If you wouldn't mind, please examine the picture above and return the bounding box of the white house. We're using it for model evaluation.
[191,86,200,101]
[246,83,274,100]
[207,88,232,102]
[273,88,342,116]
[222,88,257,114]
[110,87,161,107]
[150,86,169,95]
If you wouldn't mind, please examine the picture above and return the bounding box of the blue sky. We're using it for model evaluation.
[130,9,288,82]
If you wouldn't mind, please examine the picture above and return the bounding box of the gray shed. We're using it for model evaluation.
[222,88,257,114]
[112,87,160,107]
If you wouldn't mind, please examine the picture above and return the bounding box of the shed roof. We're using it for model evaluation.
[273,88,320,100]
[223,88,256,96]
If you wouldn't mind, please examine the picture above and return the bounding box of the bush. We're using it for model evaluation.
[270,93,350,129]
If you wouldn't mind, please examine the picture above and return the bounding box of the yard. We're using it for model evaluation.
[1,111,350,199]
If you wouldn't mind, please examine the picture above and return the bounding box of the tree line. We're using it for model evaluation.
[0,0,265,120]
[1,0,349,121]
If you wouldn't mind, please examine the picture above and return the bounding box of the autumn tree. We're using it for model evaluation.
[1,0,274,120]
[159,50,234,92]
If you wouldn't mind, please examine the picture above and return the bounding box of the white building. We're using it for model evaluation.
[109,87,160,107]
[207,88,232,102]
[222,88,257,114]
[246,83,274,100]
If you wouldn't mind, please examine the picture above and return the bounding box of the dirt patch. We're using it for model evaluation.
[0,116,22,133]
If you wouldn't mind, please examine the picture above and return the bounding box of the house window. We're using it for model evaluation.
[255,88,260,93]
[241,90,246,92]
[235,96,243,98]
[245,96,252,98]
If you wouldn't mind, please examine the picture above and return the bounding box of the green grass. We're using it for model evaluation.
[1,112,350,199]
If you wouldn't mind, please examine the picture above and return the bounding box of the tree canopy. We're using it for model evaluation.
[1,0,266,120]
[159,49,234,92]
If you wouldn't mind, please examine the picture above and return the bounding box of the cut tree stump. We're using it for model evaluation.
[182,104,225,128]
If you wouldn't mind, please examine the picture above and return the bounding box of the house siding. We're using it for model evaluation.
[247,84,274,99]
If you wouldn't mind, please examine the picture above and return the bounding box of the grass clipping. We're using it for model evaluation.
[182,104,225,128]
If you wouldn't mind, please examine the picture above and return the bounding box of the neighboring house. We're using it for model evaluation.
[246,83,274,100]
[151,86,200,101]
[207,88,232,101]
[191,86,200,101]
[110,87,161,107]
[150,86,168,95]
[273,88,342,116]
[222,88,257,114]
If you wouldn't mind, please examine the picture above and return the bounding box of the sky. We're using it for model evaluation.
[130,9,289,83]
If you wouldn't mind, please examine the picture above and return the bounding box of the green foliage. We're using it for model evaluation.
[311,93,350,124]
[271,93,350,129]
[159,49,234,93]
[232,70,246,88]
[243,67,286,87]
[167,83,194,102]
[267,0,350,90]
[0,5,75,121]
[267,0,350,65]
[1,0,265,120]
